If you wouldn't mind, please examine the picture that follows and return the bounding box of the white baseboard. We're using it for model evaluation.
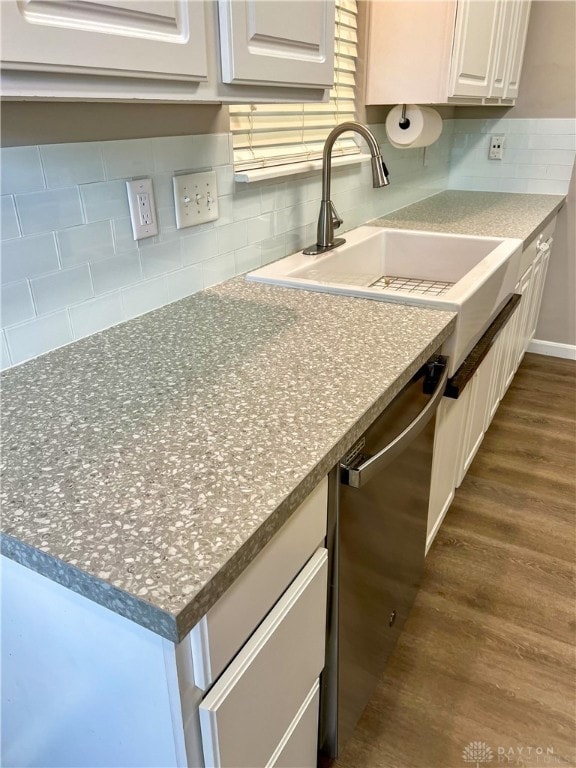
[527,339,576,360]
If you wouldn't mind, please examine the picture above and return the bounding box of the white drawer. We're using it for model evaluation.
[270,681,320,768]
[199,548,328,768]
[189,478,327,690]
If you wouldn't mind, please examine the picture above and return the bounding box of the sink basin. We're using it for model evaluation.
[247,225,523,374]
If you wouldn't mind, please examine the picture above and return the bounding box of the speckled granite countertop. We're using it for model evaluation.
[374,190,565,245]
[1,278,455,642]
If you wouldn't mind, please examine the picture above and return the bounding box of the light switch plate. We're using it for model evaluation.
[126,178,158,240]
[173,171,219,229]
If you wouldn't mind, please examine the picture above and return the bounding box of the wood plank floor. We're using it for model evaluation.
[336,353,576,768]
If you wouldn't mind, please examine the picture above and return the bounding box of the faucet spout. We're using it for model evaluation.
[304,121,390,255]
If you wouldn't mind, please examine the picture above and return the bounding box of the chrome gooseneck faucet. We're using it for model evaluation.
[303,122,390,256]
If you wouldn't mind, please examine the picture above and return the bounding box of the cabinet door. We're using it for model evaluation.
[199,548,327,768]
[427,394,469,550]
[0,1,208,82]
[505,1,531,99]
[450,0,500,97]
[512,267,532,371]
[218,0,335,88]
[490,0,514,98]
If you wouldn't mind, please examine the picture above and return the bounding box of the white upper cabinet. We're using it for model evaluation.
[1,1,208,81]
[218,0,335,88]
[450,0,500,98]
[0,0,335,102]
[365,0,531,105]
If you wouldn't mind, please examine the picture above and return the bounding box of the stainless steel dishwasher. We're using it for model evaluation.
[319,352,449,761]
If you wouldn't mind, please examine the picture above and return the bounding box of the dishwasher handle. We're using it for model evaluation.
[341,359,448,489]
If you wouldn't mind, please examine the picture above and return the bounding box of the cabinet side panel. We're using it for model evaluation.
[0,556,181,768]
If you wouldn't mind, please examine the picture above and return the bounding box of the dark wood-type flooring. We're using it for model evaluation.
[336,353,576,768]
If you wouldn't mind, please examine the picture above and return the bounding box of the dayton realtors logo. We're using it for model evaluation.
[463,742,561,766]
[463,742,494,767]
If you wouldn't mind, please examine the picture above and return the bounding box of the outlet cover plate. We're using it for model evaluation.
[489,135,505,160]
[173,171,219,229]
[126,178,158,239]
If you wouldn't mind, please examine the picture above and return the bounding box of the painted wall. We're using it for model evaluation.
[508,0,576,120]
[0,103,229,147]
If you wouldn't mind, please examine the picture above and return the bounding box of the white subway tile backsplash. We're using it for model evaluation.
[69,291,124,339]
[260,182,286,212]
[40,143,105,188]
[215,165,235,197]
[121,276,169,320]
[80,180,130,223]
[1,281,35,327]
[513,164,548,179]
[233,186,262,221]
[285,227,308,256]
[449,117,575,195]
[157,206,178,231]
[151,136,197,174]
[31,265,93,315]
[247,213,274,244]
[139,239,182,278]
[90,253,142,295]
[1,233,59,283]
[524,178,570,195]
[527,133,576,151]
[1,195,21,240]
[545,164,574,181]
[194,134,230,167]
[1,331,11,369]
[16,187,84,235]
[234,244,261,274]
[5,311,73,365]
[216,194,234,226]
[102,139,154,180]
[57,220,115,267]
[532,118,576,135]
[112,217,139,254]
[261,235,285,265]
[181,228,219,265]
[217,221,247,254]
[202,251,235,288]
[165,265,204,302]
[1,146,45,195]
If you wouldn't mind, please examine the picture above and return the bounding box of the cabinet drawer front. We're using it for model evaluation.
[270,681,320,768]
[199,548,328,768]
[190,478,327,690]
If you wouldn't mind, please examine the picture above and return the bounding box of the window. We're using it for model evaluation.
[230,0,359,174]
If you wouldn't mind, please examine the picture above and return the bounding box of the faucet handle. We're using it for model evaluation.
[330,201,343,230]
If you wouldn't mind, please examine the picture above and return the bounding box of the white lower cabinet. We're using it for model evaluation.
[270,682,320,768]
[1,477,328,768]
[198,548,328,768]
[427,217,556,549]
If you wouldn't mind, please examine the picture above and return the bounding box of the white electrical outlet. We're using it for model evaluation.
[489,135,505,160]
[173,171,219,229]
[126,178,158,240]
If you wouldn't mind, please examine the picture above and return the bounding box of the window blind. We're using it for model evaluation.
[230,0,359,172]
